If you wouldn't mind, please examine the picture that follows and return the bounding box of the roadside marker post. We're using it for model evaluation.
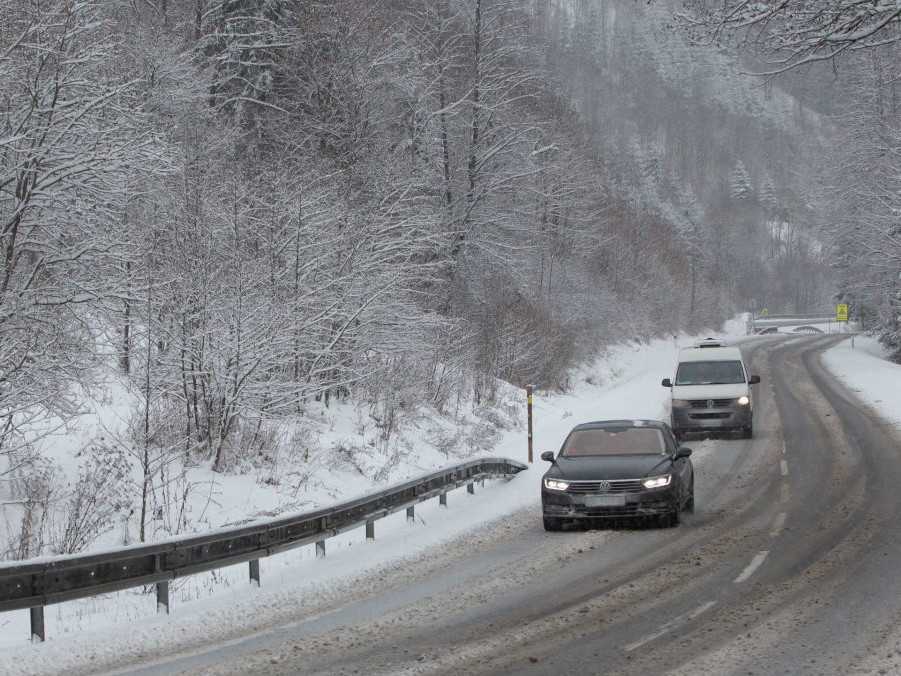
[526,384,534,464]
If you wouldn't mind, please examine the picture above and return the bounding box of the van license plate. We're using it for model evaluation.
[583,495,626,507]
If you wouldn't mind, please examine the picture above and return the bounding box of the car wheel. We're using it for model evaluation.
[543,517,563,532]
[658,509,679,528]
[685,484,695,513]
[742,424,753,439]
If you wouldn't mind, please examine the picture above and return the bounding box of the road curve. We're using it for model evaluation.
[111,336,901,676]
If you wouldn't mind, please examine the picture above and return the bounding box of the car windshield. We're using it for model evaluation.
[561,427,666,456]
[675,360,745,385]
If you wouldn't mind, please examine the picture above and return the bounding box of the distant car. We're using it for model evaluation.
[694,337,727,348]
[540,420,694,531]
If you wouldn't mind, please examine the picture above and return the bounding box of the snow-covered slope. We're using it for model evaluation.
[0,320,748,671]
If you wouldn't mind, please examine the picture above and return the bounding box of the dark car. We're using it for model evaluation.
[540,420,694,531]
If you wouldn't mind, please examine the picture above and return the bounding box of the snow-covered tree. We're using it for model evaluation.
[729,160,753,201]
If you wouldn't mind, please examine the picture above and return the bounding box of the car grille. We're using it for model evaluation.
[689,399,734,409]
[690,412,732,420]
[578,501,670,516]
[565,479,644,494]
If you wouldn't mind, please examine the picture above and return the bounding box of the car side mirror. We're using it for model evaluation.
[540,451,555,463]
[749,375,761,385]
[661,378,673,388]
[675,447,693,459]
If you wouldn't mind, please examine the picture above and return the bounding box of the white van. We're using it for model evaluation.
[661,346,760,440]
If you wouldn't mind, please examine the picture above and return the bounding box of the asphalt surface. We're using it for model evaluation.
[110,336,901,676]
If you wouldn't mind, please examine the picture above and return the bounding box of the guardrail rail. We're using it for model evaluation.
[749,312,837,333]
[0,456,527,641]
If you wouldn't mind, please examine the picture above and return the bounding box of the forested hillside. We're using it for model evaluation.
[0,0,831,557]
[679,0,901,358]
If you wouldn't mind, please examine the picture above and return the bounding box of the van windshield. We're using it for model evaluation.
[675,360,745,385]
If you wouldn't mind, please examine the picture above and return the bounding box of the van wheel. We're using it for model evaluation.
[742,425,753,439]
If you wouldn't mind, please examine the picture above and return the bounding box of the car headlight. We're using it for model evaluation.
[672,399,691,408]
[737,395,750,406]
[543,478,570,491]
[642,474,672,489]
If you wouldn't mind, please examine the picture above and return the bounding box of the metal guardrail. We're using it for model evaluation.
[0,456,527,641]
[749,313,836,333]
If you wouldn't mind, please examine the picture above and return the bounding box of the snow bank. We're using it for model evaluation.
[822,336,901,431]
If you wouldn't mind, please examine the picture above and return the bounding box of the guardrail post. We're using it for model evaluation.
[406,505,415,522]
[439,492,447,507]
[316,539,326,558]
[365,519,375,540]
[467,482,475,495]
[156,580,169,614]
[249,559,260,586]
[30,607,45,642]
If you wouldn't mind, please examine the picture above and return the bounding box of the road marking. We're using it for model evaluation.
[780,459,789,476]
[782,441,787,455]
[623,600,717,653]
[770,512,787,537]
[734,550,769,583]
[780,482,791,503]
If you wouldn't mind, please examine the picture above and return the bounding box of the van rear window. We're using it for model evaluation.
[675,360,745,385]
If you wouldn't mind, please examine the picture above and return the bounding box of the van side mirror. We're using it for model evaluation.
[661,378,673,388]
[540,451,555,462]
[675,447,693,459]
[749,375,761,385]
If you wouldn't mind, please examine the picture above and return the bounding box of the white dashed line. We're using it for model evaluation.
[734,550,769,584]
[770,512,787,537]
[623,601,717,653]
[782,441,787,455]
[780,459,789,476]
[780,482,791,503]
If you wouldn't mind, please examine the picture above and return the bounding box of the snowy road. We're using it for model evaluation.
[109,336,901,675]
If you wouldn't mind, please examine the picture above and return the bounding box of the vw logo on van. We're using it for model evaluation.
[597,480,611,492]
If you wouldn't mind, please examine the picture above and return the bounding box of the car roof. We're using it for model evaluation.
[571,419,668,432]
[677,346,743,362]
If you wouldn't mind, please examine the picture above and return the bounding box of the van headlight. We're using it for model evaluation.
[642,474,672,489]
[737,395,750,406]
[544,478,570,491]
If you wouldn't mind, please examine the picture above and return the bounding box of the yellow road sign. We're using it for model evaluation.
[836,304,849,322]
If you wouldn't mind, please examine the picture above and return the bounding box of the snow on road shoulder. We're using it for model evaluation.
[0,324,744,675]
[822,336,901,431]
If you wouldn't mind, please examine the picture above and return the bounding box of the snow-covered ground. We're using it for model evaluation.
[0,319,749,674]
[822,335,901,431]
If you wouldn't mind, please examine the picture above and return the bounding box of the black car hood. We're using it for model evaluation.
[546,454,674,481]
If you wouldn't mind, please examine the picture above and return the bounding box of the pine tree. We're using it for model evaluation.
[730,160,754,201]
